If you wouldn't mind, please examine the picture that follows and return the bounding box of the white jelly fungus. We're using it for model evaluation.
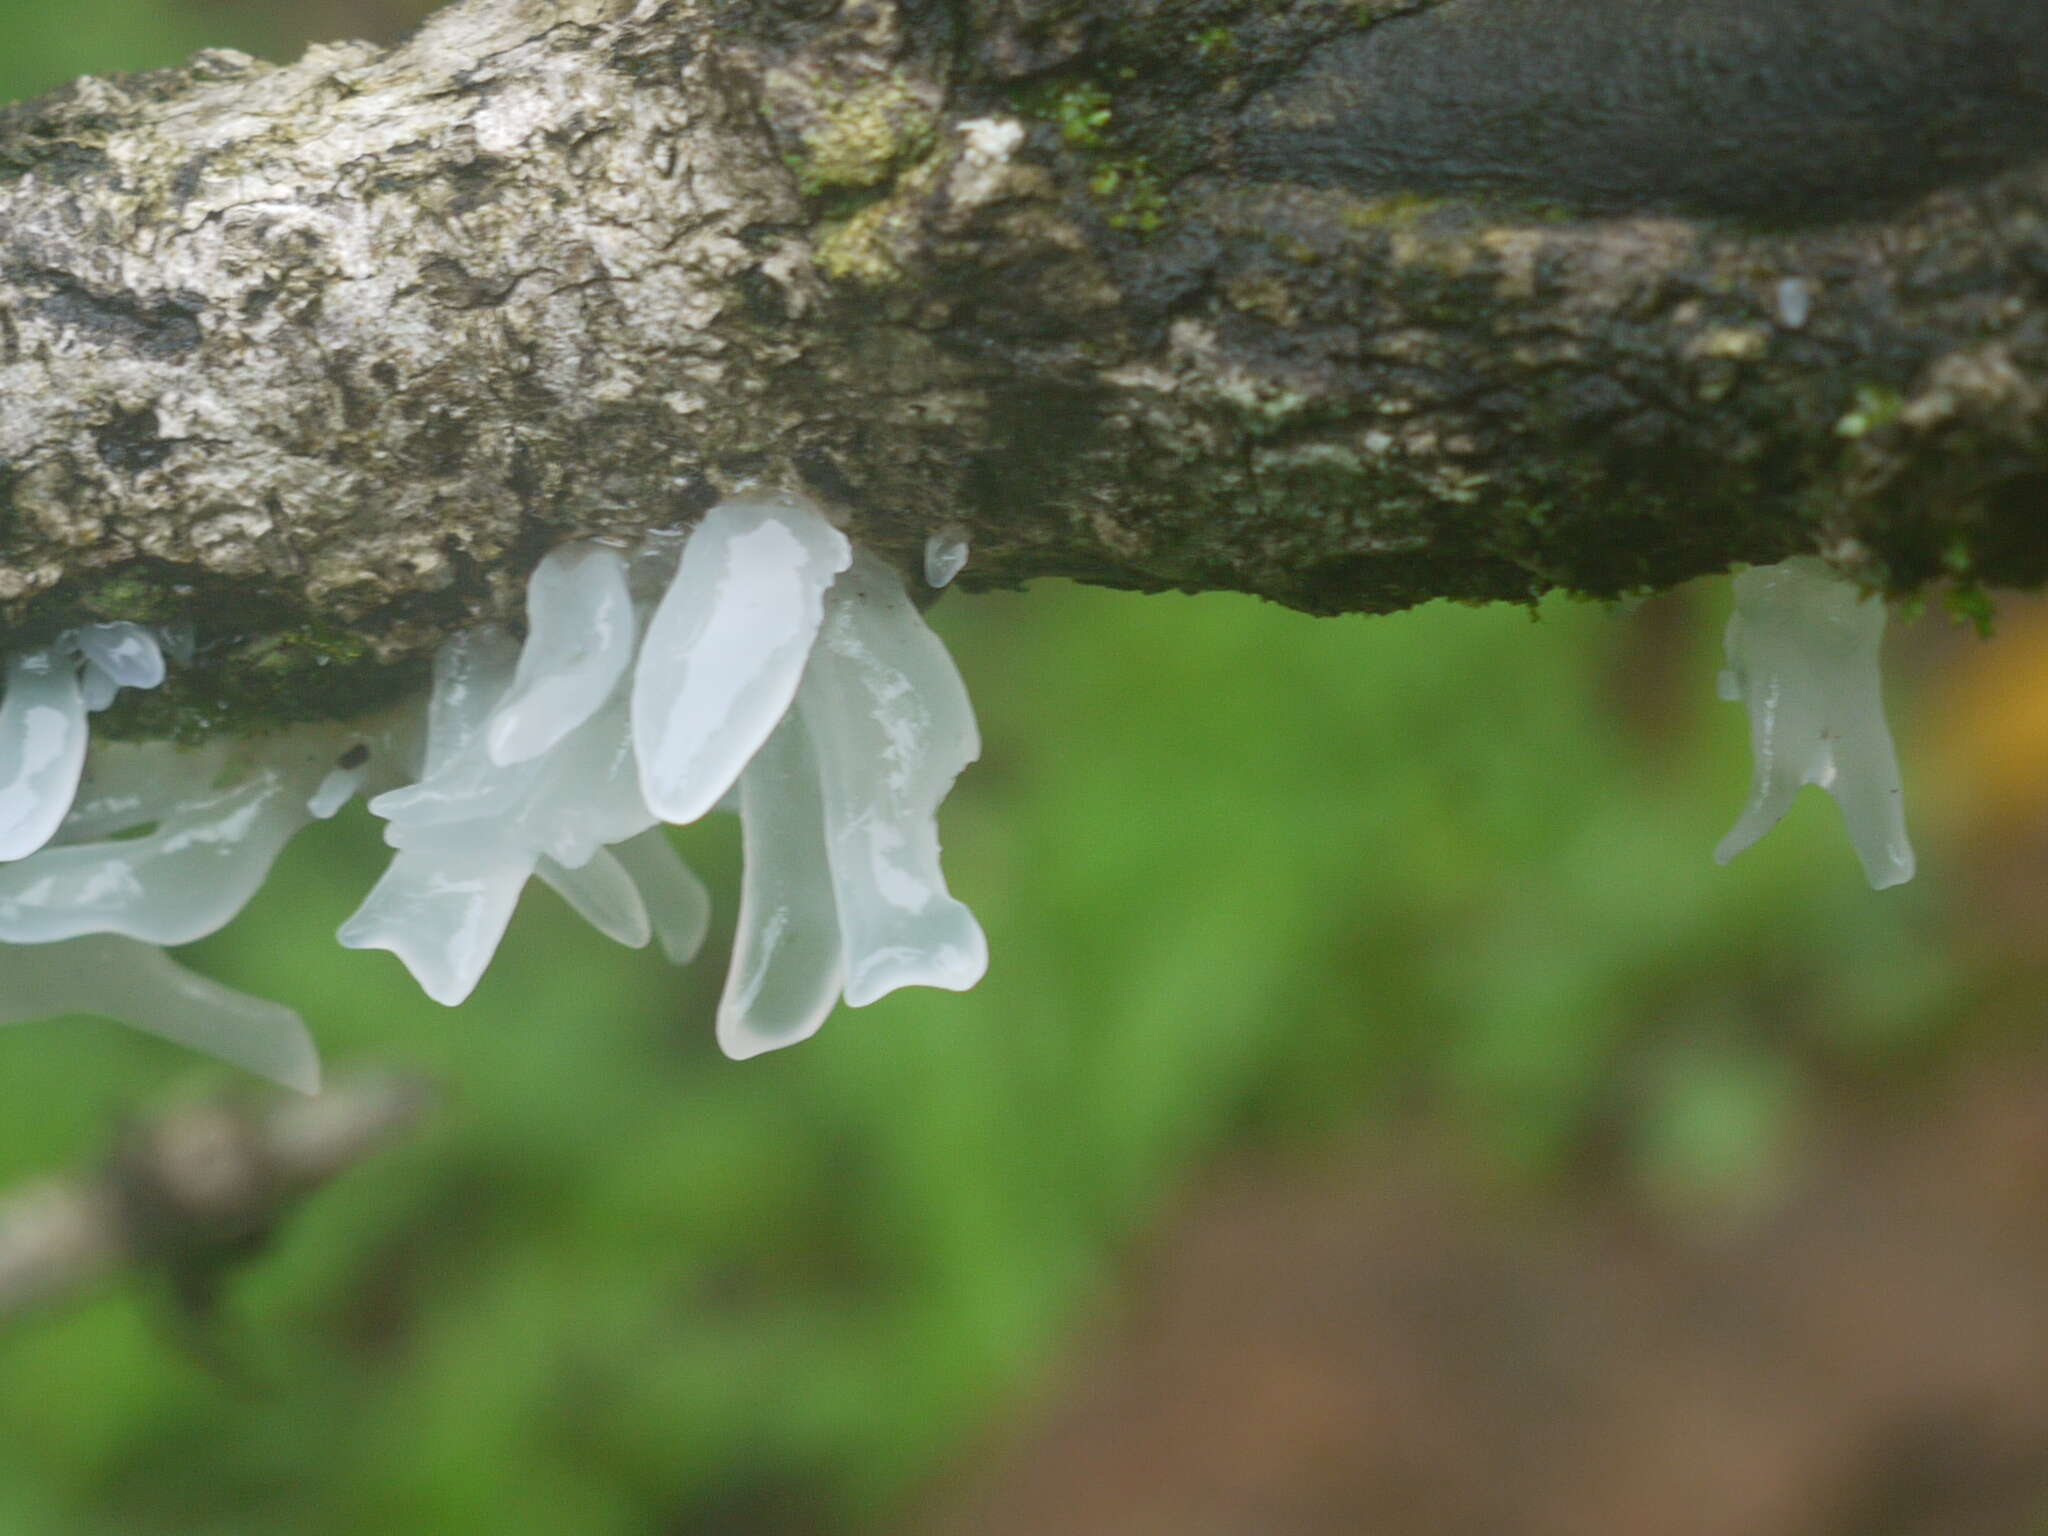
[631,490,852,826]
[0,934,320,1094]
[1715,556,1915,889]
[0,523,1921,1093]
[0,491,987,1088]
[923,531,969,589]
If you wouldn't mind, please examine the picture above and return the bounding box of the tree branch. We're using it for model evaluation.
[0,0,2043,727]
[0,1073,437,1323]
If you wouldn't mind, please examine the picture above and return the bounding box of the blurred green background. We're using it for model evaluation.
[0,6,2039,1533]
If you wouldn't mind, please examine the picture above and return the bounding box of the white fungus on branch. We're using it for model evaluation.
[922,531,970,590]
[0,491,988,1087]
[0,935,320,1096]
[631,492,854,826]
[0,511,1924,1093]
[1714,557,1915,890]
[0,622,173,860]
[801,549,988,1007]
[722,708,847,1059]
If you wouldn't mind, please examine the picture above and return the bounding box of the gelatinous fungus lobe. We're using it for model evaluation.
[0,490,989,1089]
[1715,557,1914,889]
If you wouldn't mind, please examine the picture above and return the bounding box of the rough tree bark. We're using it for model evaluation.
[0,0,2043,729]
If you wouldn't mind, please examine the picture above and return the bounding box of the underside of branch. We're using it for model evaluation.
[0,0,2043,730]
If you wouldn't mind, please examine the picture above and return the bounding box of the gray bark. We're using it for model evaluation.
[0,0,2044,729]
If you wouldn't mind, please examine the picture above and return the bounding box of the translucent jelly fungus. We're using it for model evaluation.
[923,531,970,589]
[0,650,89,862]
[632,490,852,825]
[349,491,984,1030]
[0,490,988,1088]
[340,617,652,1007]
[0,625,382,1091]
[0,509,1945,1095]
[486,543,635,766]
[1774,276,1812,330]
[722,710,845,1058]
[0,935,319,1094]
[799,549,987,1009]
[1715,557,1915,889]
[0,623,169,862]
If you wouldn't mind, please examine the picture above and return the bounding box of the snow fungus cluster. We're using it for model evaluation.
[0,499,1913,1091]
[0,489,985,1089]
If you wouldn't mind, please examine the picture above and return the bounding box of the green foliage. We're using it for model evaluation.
[0,578,1958,1533]
[1834,382,1907,440]
[0,0,201,97]
[1014,79,1115,150]
[1084,156,1168,234]
[1191,25,1239,64]
[1013,76,1170,235]
[1941,535,2000,639]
